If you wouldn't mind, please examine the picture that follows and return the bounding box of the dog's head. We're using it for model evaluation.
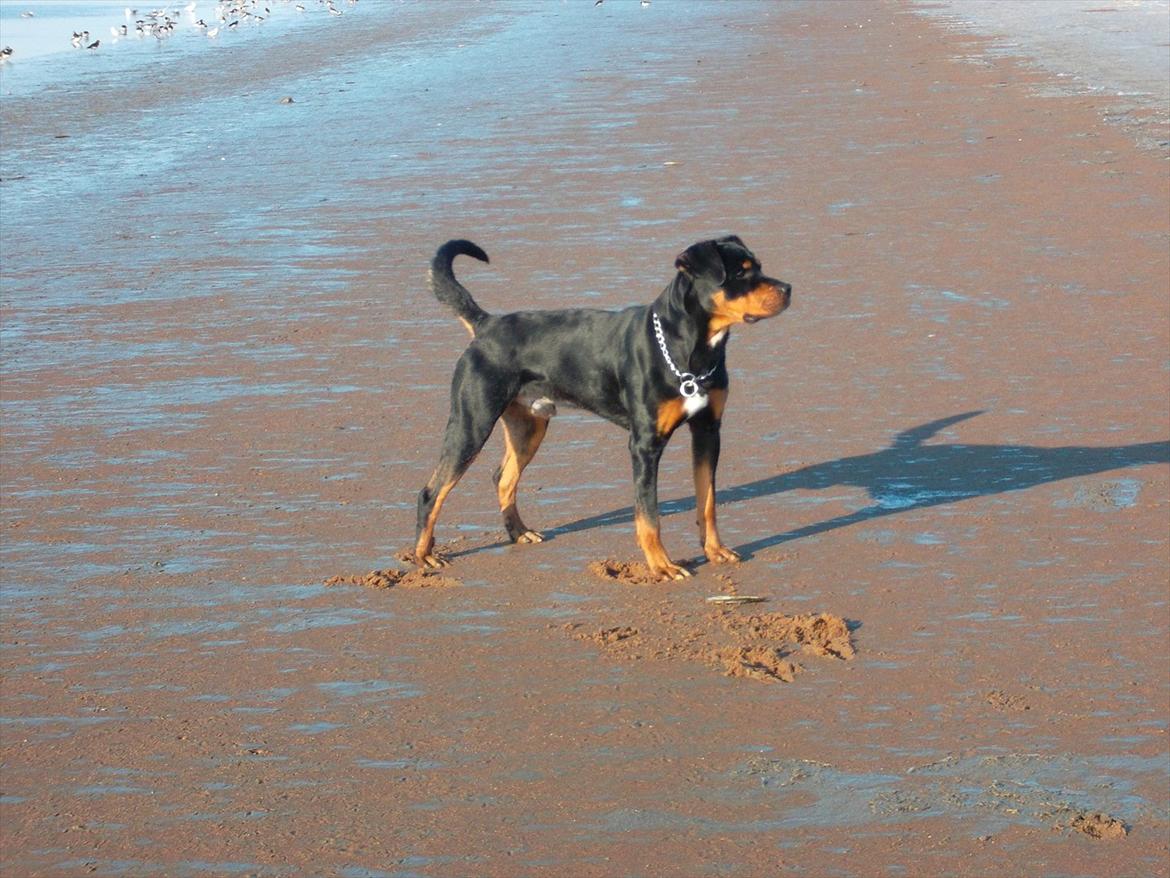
[674,236,791,340]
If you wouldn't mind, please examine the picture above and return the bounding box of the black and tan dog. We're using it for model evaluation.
[414,236,791,580]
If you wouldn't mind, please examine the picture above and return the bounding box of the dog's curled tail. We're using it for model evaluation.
[430,239,490,338]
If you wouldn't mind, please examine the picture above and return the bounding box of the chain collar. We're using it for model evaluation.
[651,312,718,399]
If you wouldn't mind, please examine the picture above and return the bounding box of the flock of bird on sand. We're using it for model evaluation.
[0,0,358,61]
[0,0,655,65]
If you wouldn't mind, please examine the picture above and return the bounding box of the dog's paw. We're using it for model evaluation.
[516,530,544,544]
[653,560,693,581]
[416,553,449,569]
[705,544,741,564]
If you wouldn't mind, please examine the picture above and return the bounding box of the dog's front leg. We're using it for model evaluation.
[629,432,692,581]
[690,409,741,564]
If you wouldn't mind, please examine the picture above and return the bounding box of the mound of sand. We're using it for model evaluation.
[1071,812,1128,840]
[569,567,855,684]
[589,626,640,646]
[324,568,460,590]
[586,558,664,585]
[715,645,799,683]
[720,611,856,661]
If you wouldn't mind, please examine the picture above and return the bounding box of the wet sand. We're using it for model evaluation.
[2,1,1168,876]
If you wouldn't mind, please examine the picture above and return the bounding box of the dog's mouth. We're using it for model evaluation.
[707,282,790,336]
[739,281,791,325]
[742,308,782,324]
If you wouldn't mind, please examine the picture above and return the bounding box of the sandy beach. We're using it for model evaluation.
[2,1,1168,876]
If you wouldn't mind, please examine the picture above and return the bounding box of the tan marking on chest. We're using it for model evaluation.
[657,397,687,437]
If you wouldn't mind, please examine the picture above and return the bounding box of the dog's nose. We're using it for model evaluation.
[779,281,792,302]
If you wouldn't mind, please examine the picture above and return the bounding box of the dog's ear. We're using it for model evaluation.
[674,240,726,287]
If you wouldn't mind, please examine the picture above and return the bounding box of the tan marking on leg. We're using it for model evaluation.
[694,457,714,545]
[415,478,456,568]
[634,512,691,580]
[497,401,549,543]
[692,456,739,564]
[496,405,524,510]
[708,387,728,422]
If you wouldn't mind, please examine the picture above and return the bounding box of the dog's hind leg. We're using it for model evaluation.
[414,465,463,569]
[414,363,512,568]
[492,400,551,544]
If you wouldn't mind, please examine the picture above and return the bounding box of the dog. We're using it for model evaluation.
[413,236,791,580]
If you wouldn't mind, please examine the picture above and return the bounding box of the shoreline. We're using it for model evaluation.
[911,0,1170,155]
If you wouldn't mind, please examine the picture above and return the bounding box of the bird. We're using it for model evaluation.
[86,39,100,50]
[0,46,13,63]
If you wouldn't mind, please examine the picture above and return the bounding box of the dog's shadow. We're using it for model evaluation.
[527,411,1169,561]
